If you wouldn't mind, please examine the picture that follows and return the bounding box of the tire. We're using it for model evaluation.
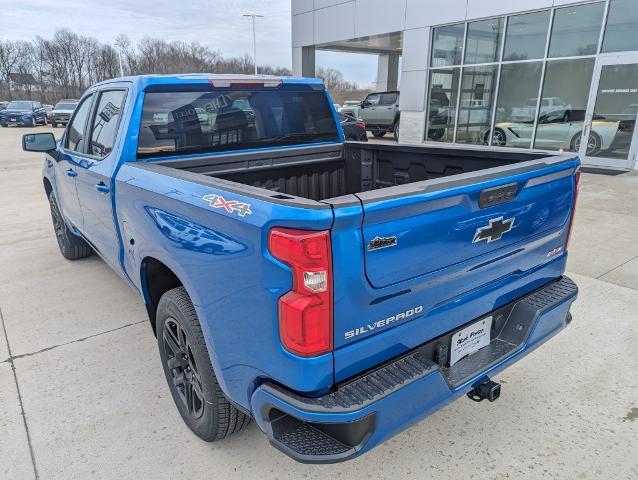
[491,128,507,146]
[571,131,601,156]
[30,116,36,127]
[393,119,400,142]
[48,193,92,260]
[51,122,57,128]
[157,287,250,442]
[371,129,386,138]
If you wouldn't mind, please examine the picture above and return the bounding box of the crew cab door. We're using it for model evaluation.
[74,89,127,269]
[55,94,95,230]
[360,93,382,124]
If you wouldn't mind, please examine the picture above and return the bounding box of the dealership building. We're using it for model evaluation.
[291,0,638,169]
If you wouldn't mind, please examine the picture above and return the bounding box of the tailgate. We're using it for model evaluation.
[357,156,578,288]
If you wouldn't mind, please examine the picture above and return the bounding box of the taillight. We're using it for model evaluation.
[268,228,333,357]
[566,170,581,250]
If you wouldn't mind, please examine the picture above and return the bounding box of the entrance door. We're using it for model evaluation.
[581,54,638,169]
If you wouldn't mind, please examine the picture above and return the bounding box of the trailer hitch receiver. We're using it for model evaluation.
[467,377,501,402]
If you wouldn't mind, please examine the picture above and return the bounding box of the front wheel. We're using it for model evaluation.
[157,287,250,442]
[490,128,507,146]
[30,116,36,127]
[371,129,386,138]
[48,194,92,260]
[393,119,400,142]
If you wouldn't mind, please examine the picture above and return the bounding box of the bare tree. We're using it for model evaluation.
[0,30,366,105]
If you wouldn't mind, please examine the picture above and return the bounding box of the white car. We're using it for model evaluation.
[340,100,362,118]
[487,110,621,155]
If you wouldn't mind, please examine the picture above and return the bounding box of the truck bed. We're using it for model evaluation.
[150,143,554,202]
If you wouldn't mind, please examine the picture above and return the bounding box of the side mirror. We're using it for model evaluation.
[22,133,57,152]
[361,101,369,108]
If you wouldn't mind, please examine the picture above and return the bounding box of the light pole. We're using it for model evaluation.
[114,41,125,77]
[243,14,264,75]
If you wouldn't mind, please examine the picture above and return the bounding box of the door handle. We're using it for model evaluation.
[95,182,110,194]
[65,168,77,177]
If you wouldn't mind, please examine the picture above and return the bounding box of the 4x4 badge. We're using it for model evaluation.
[473,216,514,243]
[202,194,252,217]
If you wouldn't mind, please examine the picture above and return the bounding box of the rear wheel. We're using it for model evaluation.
[51,122,57,128]
[371,129,386,138]
[571,131,601,156]
[491,128,507,146]
[157,287,250,442]
[48,194,92,260]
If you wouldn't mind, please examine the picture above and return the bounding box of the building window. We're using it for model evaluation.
[503,11,551,61]
[464,18,504,65]
[456,65,498,145]
[425,68,459,142]
[491,62,544,148]
[602,0,638,53]
[533,59,595,151]
[431,24,465,67]
[549,3,605,58]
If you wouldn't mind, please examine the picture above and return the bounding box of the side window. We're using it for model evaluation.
[65,95,94,153]
[89,90,126,158]
[365,94,381,106]
[380,93,398,105]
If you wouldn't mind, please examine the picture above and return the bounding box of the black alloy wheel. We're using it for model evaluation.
[162,316,205,420]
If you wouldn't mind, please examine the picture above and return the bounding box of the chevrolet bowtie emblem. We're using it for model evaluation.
[473,216,515,243]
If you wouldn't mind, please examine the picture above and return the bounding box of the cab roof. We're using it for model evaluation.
[94,73,324,90]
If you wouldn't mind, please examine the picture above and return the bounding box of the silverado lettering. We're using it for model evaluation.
[345,306,424,339]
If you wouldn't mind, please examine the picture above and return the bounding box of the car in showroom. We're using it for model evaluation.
[0,100,48,127]
[485,109,622,155]
[51,99,79,127]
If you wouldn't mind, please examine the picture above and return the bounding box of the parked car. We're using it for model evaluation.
[359,91,400,140]
[486,109,621,155]
[340,112,367,141]
[0,100,48,127]
[43,104,53,123]
[0,101,9,111]
[51,99,79,127]
[23,74,579,464]
[340,100,362,119]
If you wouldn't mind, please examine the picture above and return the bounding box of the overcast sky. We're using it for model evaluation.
[0,0,378,86]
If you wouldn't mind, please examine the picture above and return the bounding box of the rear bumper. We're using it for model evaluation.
[251,276,578,463]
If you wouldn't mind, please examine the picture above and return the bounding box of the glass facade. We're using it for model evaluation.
[424,1,609,151]
[602,0,638,53]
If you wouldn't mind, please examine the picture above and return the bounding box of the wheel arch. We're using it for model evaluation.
[43,177,53,197]
[140,256,185,335]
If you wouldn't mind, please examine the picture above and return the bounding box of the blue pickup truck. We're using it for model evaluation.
[22,74,579,463]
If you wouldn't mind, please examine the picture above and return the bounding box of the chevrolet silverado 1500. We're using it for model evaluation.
[22,74,579,463]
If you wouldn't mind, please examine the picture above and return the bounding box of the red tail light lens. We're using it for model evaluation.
[268,228,333,357]
[566,170,581,250]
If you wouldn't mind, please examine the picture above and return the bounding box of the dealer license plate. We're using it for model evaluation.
[449,316,492,366]
[10,117,17,122]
